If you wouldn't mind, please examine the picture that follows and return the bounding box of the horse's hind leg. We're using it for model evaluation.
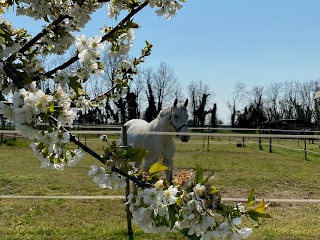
[166,169,173,184]
[163,158,173,184]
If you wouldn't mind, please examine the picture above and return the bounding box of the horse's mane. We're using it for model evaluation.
[158,102,186,119]
[158,105,172,119]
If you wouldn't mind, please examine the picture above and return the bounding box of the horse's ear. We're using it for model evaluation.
[174,99,178,107]
[184,99,188,108]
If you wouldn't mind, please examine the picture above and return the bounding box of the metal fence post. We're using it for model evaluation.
[122,126,133,239]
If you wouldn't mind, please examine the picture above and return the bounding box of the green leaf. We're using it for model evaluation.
[167,205,177,229]
[246,188,255,208]
[149,161,169,174]
[247,210,272,222]
[210,186,218,194]
[122,148,146,162]
[247,199,271,221]
[175,195,183,208]
[253,199,267,213]
[195,164,204,184]
[47,102,55,114]
[69,76,82,95]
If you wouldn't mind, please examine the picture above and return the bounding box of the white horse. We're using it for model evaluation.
[121,99,190,183]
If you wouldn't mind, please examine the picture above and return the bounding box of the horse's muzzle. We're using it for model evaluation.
[178,135,190,142]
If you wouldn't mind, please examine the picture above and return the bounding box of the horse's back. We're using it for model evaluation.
[121,119,149,148]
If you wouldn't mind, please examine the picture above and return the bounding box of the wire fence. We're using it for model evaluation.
[1,127,320,204]
[2,126,320,160]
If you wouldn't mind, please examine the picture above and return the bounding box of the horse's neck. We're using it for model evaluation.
[151,111,172,134]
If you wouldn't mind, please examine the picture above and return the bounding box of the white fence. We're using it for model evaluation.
[2,126,320,160]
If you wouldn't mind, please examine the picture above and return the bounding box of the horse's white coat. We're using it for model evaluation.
[121,99,189,182]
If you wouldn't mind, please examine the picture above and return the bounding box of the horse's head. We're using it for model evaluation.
[170,99,190,142]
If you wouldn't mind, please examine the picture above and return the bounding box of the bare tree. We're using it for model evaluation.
[187,80,211,126]
[264,80,320,123]
[298,81,316,123]
[313,80,320,125]
[282,81,302,119]
[152,62,182,112]
[248,85,264,106]
[228,81,246,127]
[129,69,147,118]
[264,82,282,121]
[144,78,157,122]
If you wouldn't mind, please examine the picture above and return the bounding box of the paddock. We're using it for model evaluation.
[1,127,320,239]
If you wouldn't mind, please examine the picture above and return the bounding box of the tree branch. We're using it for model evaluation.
[44,55,78,78]
[68,132,149,188]
[44,1,148,77]
[3,1,151,189]
[2,62,24,89]
[6,15,70,64]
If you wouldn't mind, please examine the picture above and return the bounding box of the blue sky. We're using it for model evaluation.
[4,1,320,123]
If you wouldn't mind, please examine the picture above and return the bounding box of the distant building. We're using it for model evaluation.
[262,119,313,134]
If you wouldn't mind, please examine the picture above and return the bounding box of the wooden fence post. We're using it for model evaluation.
[304,138,307,160]
[269,137,272,153]
[203,136,205,149]
[122,126,133,239]
[259,136,262,150]
[207,135,210,151]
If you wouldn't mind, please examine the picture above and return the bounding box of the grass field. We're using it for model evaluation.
[1,133,320,239]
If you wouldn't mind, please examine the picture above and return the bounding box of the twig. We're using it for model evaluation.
[101,1,148,42]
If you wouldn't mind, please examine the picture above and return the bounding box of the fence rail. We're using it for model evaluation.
[2,128,320,160]
[1,129,319,139]
[1,195,320,203]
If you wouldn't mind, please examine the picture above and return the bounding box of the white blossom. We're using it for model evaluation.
[161,185,178,205]
[194,184,206,196]
[67,149,84,167]
[75,34,88,52]
[48,130,70,155]
[108,29,135,57]
[87,35,104,50]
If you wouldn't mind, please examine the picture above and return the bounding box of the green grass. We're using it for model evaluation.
[1,134,320,239]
